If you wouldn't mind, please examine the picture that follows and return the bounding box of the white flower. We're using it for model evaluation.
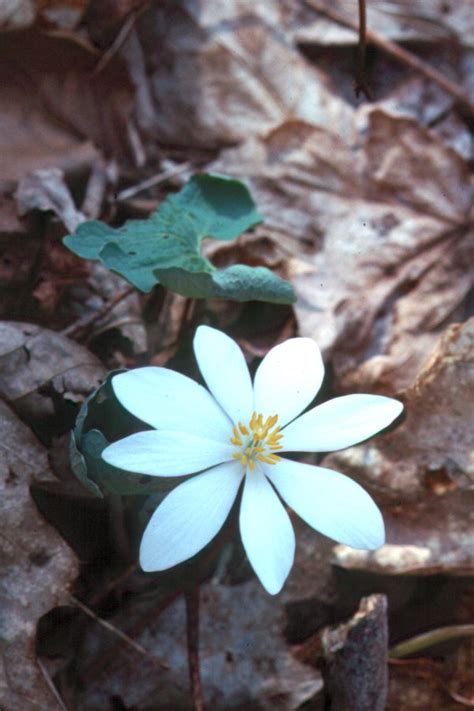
[102,326,403,594]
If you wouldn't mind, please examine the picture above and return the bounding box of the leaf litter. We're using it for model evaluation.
[0,1,473,709]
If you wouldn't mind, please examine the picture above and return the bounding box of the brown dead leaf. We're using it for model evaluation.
[0,26,137,184]
[324,317,474,503]
[0,398,78,710]
[77,581,322,710]
[212,108,473,393]
[0,322,105,436]
[132,1,352,148]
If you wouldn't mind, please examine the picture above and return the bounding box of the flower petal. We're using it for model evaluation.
[193,326,253,424]
[111,367,231,441]
[264,458,385,549]
[253,338,324,427]
[140,462,244,571]
[239,467,295,594]
[102,430,234,476]
[281,394,403,452]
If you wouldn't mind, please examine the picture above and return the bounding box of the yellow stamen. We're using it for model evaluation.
[229,411,284,470]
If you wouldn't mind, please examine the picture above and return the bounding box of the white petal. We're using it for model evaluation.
[264,458,385,549]
[102,430,234,477]
[193,325,253,424]
[253,338,324,427]
[140,462,244,571]
[281,394,403,452]
[111,367,231,441]
[239,467,295,595]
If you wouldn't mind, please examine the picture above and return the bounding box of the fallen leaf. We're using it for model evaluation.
[76,581,323,710]
[333,489,474,576]
[212,109,473,392]
[132,1,353,148]
[0,322,106,438]
[324,318,474,502]
[0,398,78,710]
[16,168,85,232]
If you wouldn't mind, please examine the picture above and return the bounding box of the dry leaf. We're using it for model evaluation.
[15,168,85,232]
[77,582,323,710]
[131,1,352,148]
[0,322,105,436]
[324,317,474,503]
[212,108,473,393]
[0,399,78,710]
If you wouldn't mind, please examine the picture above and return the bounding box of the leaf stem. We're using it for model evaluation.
[185,585,205,711]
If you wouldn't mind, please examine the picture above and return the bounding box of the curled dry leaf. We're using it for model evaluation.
[78,582,322,711]
[132,0,353,148]
[0,322,105,436]
[0,399,78,710]
[15,168,85,232]
[212,108,474,393]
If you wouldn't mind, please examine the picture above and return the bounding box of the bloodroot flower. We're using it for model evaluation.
[103,327,403,594]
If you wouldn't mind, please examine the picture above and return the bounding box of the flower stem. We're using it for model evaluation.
[185,585,204,711]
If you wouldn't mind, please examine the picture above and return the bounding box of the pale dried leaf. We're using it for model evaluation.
[132,0,353,148]
[212,109,474,392]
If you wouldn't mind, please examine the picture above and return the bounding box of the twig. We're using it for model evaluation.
[116,161,192,201]
[61,285,135,338]
[185,586,204,711]
[93,8,144,75]
[37,657,69,711]
[303,0,474,121]
[389,624,474,659]
[81,160,109,220]
[69,594,169,670]
[355,0,372,99]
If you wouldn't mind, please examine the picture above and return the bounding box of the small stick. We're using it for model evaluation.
[185,586,205,711]
[116,161,192,201]
[355,0,372,99]
[61,285,135,338]
[70,594,169,670]
[304,0,474,121]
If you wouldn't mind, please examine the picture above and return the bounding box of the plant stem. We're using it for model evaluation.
[389,624,474,659]
[185,585,204,711]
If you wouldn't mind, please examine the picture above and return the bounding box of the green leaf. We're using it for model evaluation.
[70,371,180,497]
[64,173,295,304]
[82,429,170,496]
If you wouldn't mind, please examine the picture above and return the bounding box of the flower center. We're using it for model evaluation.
[230,412,283,470]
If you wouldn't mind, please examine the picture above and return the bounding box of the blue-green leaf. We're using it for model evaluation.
[64,174,295,304]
